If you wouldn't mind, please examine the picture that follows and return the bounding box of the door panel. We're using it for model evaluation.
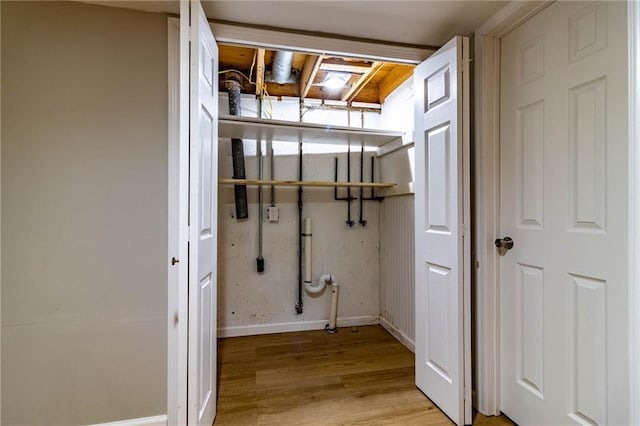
[499,2,628,424]
[183,1,218,424]
[414,36,471,426]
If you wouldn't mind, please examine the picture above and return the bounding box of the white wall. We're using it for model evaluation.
[0,2,4,421]
[378,76,416,350]
[1,2,167,424]
[377,77,414,134]
[217,96,381,334]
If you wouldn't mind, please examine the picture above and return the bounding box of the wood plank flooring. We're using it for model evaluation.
[215,325,513,425]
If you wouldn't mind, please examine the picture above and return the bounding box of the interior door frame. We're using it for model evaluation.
[473,3,553,414]
[167,16,189,426]
[474,1,640,422]
[165,18,433,426]
[628,2,640,423]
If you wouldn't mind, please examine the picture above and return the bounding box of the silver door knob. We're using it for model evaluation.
[494,236,514,250]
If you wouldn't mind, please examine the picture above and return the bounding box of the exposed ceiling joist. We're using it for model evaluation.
[341,61,384,102]
[300,54,323,99]
[254,48,266,96]
[218,44,415,104]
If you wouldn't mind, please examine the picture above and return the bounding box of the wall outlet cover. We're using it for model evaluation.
[267,206,279,222]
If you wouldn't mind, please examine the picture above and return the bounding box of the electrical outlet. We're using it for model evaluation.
[267,206,279,222]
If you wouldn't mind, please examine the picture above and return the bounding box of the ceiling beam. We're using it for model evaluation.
[378,65,415,104]
[254,48,266,96]
[320,57,374,74]
[341,61,384,102]
[300,54,323,99]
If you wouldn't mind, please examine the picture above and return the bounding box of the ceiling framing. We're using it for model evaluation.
[218,44,415,105]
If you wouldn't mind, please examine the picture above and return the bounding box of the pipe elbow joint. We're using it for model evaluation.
[304,273,337,295]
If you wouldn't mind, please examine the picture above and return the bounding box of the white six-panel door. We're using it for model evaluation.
[414,36,471,426]
[183,1,218,424]
[499,2,628,424]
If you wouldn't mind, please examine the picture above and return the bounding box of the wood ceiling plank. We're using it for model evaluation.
[351,85,379,104]
[219,45,256,71]
[341,61,384,102]
[377,64,414,104]
[366,63,393,85]
[291,53,307,71]
[265,82,299,98]
[255,48,266,96]
[300,54,323,99]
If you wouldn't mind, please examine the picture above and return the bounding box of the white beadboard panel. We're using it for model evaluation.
[380,317,415,353]
[380,195,416,347]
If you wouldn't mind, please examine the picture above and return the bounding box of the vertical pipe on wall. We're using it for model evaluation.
[270,146,275,207]
[359,144,367,226]
[345,143,355,227]
[296,140,303,314]
[226,79,248,220]
[295,100,304,314]
[303,218,312,285]
[256,98,264,272]
[328,284,340,333]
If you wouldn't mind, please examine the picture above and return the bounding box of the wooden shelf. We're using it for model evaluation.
[218,115,403,148]
[219,178,396,189]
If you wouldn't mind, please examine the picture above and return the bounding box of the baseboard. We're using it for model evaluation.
[380,316,415,353]
[89,414,167,426]
[218,315,380,338]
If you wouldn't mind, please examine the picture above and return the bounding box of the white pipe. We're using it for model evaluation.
[304,217,312,285]
[305,271,329,295]
[328,282,340,332]
[304,273,340,332]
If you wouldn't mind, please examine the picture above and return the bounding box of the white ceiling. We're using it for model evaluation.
[81,1,507,47]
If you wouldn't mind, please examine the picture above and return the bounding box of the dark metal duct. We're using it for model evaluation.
[268,51,295,84]
[226,79,249,220]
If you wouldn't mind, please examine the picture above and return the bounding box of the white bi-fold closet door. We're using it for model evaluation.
[414,36,472,426]
[179,1,219,425]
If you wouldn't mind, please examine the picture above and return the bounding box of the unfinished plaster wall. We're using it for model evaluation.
[217,95,382,334]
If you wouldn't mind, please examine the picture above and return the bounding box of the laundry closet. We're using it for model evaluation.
[215,46,416,347]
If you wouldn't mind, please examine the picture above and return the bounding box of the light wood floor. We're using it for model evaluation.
[214,325,513,425]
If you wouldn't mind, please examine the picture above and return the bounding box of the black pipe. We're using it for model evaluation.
[362,156,385,202]
[333,158,356,201]
[270,146,276,207]
[371,156,376,199]
[359,145,367,226]
[295,141,303,315]
[257,99,264,273]
[345,146,355,227]
[334,158,340,200]
[227,80,248,220]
